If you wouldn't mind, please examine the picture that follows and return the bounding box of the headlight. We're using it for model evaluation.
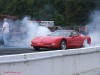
[45,43,56,45]
[51,43,56,45]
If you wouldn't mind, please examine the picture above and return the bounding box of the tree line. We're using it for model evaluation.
[0,0,96,26]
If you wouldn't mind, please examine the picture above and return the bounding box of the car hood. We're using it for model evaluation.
[32,36,62,43]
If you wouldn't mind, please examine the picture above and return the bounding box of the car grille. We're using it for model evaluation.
[32,43,37,45]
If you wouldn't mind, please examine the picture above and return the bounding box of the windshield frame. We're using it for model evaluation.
[48,30,72,37]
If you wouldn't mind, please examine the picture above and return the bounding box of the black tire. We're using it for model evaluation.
[33,46,40,51]
[82,39,89,47]
[60,40,66,50]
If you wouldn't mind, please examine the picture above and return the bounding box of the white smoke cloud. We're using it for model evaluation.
[86,10,100,46]
[36,26,51,36]
[1,16,52,48]
[21,17,39,47]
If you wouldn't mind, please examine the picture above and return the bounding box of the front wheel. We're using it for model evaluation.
[33,46,40,51]
[60,40,66,50]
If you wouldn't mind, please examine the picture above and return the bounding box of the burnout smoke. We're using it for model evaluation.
[0,16,52,48]
[36,26,51,36]
[8,17,39,47]
[21,17,39,47]
[86,10,100,46]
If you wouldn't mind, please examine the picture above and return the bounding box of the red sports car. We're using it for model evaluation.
[31,30,91,50]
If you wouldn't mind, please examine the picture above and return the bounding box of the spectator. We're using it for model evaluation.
[2,18,10,46]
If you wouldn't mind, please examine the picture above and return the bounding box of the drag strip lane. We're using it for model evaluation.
[0,48,35,55]
[0,47,55,55]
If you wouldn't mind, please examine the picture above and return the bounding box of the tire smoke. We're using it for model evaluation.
[0,16,51,48]
[86,10,100,46]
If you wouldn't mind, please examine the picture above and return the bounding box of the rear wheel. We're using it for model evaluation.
[82,39,89,47]
[60,40,66,50]
[33,46,40,51]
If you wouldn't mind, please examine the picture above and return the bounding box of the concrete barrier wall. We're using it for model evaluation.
[0,47,100,75]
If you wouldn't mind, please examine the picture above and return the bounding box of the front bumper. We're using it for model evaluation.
[31,43,58,48]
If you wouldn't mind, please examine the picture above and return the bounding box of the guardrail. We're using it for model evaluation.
[0,47,100,75]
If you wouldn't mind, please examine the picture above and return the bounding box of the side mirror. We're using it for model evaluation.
[73,35,78,37]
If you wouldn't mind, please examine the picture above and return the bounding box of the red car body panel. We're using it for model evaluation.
[31,31,91,49]
[31,36,62,48]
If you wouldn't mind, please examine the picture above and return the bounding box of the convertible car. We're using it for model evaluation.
[31,30,91,50]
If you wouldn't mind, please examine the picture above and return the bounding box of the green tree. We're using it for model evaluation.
[0,0,95,26]
[66,0,95,25]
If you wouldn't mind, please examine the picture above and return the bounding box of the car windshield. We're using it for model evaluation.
[48,31,71,37]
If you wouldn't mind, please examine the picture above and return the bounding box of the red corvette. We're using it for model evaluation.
[31,30,91,50]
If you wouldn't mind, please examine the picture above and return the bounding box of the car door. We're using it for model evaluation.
[71,31,82,47]
[64,32,75,48]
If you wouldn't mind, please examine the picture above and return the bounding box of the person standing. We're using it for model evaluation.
[2,18,10,46]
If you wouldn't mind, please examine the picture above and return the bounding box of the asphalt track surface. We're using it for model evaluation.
[0,46,55,55]
[0,45,82,55]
